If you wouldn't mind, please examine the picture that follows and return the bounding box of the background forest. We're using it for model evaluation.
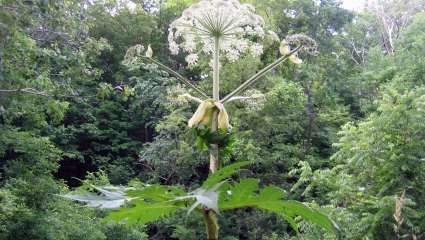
[1,0,425,239]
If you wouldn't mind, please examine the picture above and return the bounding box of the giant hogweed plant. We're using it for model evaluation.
[64,0,336,239]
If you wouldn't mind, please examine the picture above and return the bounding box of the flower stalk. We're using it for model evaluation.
[220,46,302,103]
[142,57,209,99]
[204,36,221,240]
[203,209,219,240]
[210,36,220,173]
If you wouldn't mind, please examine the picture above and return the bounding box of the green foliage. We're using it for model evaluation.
[296,87,425,238]
[126,184,186,202]
[102,223,148,240]
[95,162,337,235]
[0,128,61,179]
[219,179,338,234]
[202,161,251,189]
[193,128,234,150]
[96,163,252,225]
[0,129,107,240]
[105,201,182,225]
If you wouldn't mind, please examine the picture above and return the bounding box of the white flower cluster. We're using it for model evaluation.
[122,44,144,65]
[168,0,265,65]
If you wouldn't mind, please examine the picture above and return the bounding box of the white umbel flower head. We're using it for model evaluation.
[168,0,265,64]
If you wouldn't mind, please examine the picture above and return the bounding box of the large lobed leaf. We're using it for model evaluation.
[61,186,131,209]
[63,176,337,233]
[202,161,251,189]
[219,178,259,208]
[63,184,187,225]
[104,200,181,225]
[172,181,226,215]
[219,178,339,234]
[258,200,339,234]
[103,184,187,225]
[125,184,186,201]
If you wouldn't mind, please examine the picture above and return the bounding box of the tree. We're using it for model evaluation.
[367,0,425,54]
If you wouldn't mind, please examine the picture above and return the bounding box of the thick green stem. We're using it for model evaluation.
[210,37,220,173]
[203,209,219,240]
[204,36,220,240]
[212,37,220,102]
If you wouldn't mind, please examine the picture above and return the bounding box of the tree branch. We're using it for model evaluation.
[0,88,49,97]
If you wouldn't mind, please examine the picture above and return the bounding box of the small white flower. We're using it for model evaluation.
[254,26,265,37]
[234,39,249,52]
[226,49,240,62]
[245,26,254,35]
[169,41,179,55]
[185,53,199,65]
[182,36,196,53]
[250,43,263,57]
